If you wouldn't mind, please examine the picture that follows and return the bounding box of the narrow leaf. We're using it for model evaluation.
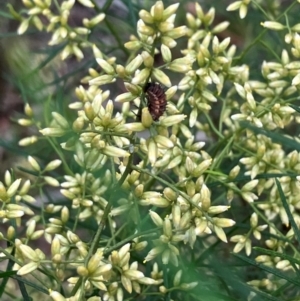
[275,178,300,244]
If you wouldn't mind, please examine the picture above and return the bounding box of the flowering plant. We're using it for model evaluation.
[1,0,300,300]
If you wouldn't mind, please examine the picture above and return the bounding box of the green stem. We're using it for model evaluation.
[71,138,134,296]
[103,228,158,255]
[235,0,298,63]
[101,0,114,12]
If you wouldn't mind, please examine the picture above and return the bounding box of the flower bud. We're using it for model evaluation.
[152,1,164,21]
[84,102,96,121]
[89,74,116,86]
[139,9,154,24]
[134,184,144,197]
[152,68,171,87]
[7,225,15,240]
[132,68,151,85]
[18,119,33,126]
[52,112,69,129]
[125,55,143,74]
[124,40,142,50]
[96,58,115,75]
[141,51,154,68]
[149,210,163,227]
[39,127,66,137]
[161,44,172,63]
[261,21,285,31]
[77,266,89,277]
[163,187,177,201]
[19,136,38,146]
[141,107,153,128]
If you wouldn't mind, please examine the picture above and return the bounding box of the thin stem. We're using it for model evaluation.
[71,136,134,296]
[235,0,298,63]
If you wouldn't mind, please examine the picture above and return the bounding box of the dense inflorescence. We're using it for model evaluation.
[4,0,300,300]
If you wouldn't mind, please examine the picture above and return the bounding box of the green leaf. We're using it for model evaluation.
[254,247,300,266]
[0,270,17,278]
[289,104,300,114]
[234,253,300,287]
[275,178,300,244]
[254,247,300,277]
[239,121,300,152]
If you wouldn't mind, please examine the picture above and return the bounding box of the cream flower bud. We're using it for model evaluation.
[124,40,141,50]
[192,159,212,177]
[19,244,39,261]
[19,136,38,146]
[163,3,179,20]
[167,155,182,169]
[18,119,33,126]
[141,107,153,128]
[226,1,241,12]
[132,68,151,85]
[83,13,105,27]
[134,184,144,197]
[72,44,84,61]
[124,269,144,281]
[165,85,177,100]
[148,138,158,165]
[149,210,163,227]
[115,92,136,103]
[89,75,116,86]
[40,127,66,137]
[158,22,174,33]
[214,226,227,242]
[18,19,30,35]
[141,51,154,68]
[52,112,69,129]
[292,73,300,86]
[44,176,60,187]
[117,122,145,132]
[28,156,40,172]
[161,36,177,48]
[165,26,187,39]
[179,210,192,229]
[124,83,141,95]
[152,1,164,21]
[154,135,173,148]
[17,180,30,197]
[208,206,230,215]
[0,182,7,202]
[139,9,154,24]
[96,58,115,75]
[118,243,131,260]
[167,62,191,73]
[163,187,177,201]
[84,102,96,121]
[213,218,236,228]
[116,65,126,78]
[161,44,172,63]
[241,179,258,191]
[24,103,33,117]
[261,21,285,31]
[17,262,39,275]
[72,117,85,132]
[102,146,130,157]
[250,212,258,228]
[77,266,89,277]
[228,165,240,179]
[138,21,155,36]
[163,217,172,238]
[152,68,171,87]
[160,115,186,127]
[212,21,230,34]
